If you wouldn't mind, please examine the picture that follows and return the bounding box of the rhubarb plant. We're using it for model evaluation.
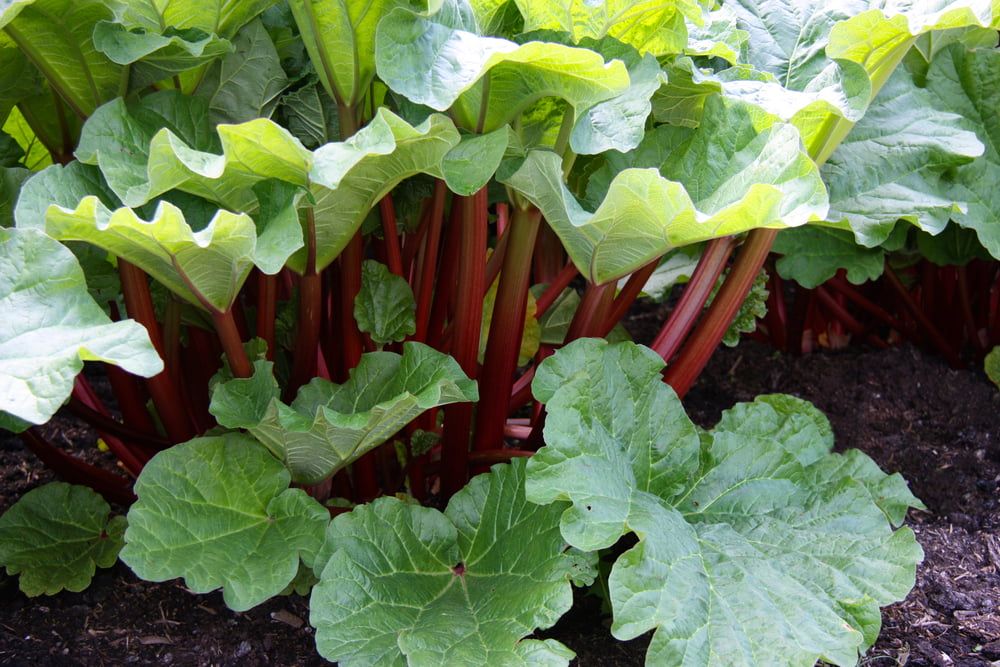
[0,0,993,664]
[526,339,923,665]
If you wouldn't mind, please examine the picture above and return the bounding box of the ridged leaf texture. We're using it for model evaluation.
[526,339,924,666]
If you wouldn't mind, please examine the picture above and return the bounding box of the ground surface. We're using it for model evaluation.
[1,342,998,666]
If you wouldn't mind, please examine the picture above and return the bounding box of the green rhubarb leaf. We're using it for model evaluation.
[625,245,701,302]
[14,162,117,228]
[684,5,748,64]
[78,95,310,211]
[441,126,511,196]
[302,109,460,273]
[75,91,221,208]
[120,433,329,612]
[0,482,125,596]
[827,1,996,87]
[0,0,122,119]
[773,226,885,287]
[70,102,459,273]
[375,3,629,132]
[109,0,278,38]
[287,0,419,105]
[279,80,340,149]
[717,0,874,155]
[0,31,41,118]
[823,63,983,247]
[0,227,161,427]
[250,179,306,275]
[570,48,666,156]
[42,196,258,312]
[713,267,768,347]
[922,45,1000,259]
[310,459,584,666]
[355,260,416,345]
[526,339,924,666]
[92,22,233,90]
[194,19,289,125]
[916,224,991,266]
[513,0,699,55]
[1,105,54,171]
[503,95,828,284]
[210,342,477,483]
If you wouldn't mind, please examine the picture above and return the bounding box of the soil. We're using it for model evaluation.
[1,342,999,666]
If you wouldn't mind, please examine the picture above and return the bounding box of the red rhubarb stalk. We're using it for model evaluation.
[474,206,542,452]
[664,230,775,398]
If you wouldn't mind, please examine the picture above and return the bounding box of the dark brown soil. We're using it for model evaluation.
[1,342,998,666]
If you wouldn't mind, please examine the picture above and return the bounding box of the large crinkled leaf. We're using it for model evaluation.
[823,62,983,246]
[570,44,666,156]
[310,459,585,666]
[354,260,416,345]
[503,96,828,284]
[279,80,340,149]
[684,5,748,64]
[0,482,125,596]
[827,1,996,86]
[773,226,885,287]
[210,342,477,483]
[720,0,874,153]
[375,2,629,131]
[74,91,222,208]
[92,22,234,91]
[120,433,329,612]
[0,227,162,427]
[922,44,1000,258]
[302,110,460,273]
[109,0,278,38]
[0,0,122,119]
[288,0,418,105]
[71,102,458,273]
[526,339,924,666]
[724,0,995,160]
[13,162,117,228]
[194,19,289,125]
[76,94,309,210]
[41,196,259,312]
[514,0,697,54]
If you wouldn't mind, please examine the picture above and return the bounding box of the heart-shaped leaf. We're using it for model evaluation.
[0,482,125,596]
[310,459,588,666]
[120,433,329,612]
[210,342,478,483]
[822,58,983,246]
[354,260,416,345]
[526,339,924,666]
